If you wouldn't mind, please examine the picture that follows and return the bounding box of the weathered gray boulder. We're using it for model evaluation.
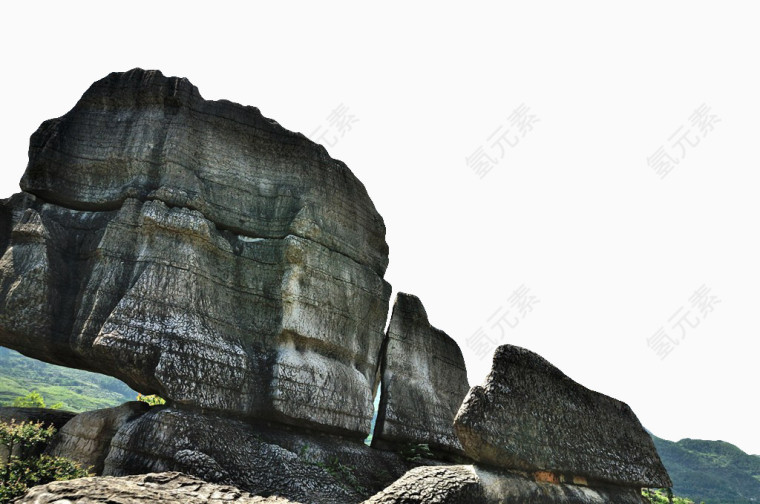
[46,401,150,473]
[0,68,391,436]
[363,465,645,504]
[97,406,408,504]
[373,293,469,454]
[16,471,300,503]
[454,344,671,488]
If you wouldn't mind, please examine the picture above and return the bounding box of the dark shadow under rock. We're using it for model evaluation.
[100,406,411,504]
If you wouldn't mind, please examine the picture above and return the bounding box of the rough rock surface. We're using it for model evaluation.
[0,68,391,436]
[373,293,469,454]
[454,344,671,488]
[46,401,150,473]
[16,471,300,503]
[90,406,408,504]
[363,465,645,504]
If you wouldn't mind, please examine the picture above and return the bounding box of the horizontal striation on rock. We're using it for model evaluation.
[373,293,470,454]
[453,344,672,488]
[21,68,388,275]
[0,69,392,436]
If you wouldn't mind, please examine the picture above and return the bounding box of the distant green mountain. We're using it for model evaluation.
[652,433,760,504]
[0,347,137,412]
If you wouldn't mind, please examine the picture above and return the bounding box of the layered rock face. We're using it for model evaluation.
[0,69,391,436]
[454,344,671,488]
[372,293,470,454]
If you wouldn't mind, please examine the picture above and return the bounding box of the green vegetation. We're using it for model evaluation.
[315,455,367,496]
[136,394,166,406]
[642,488,697,503]
[398,443,434,464]
[652,433,760,504]
[364,383,381,446]
[11,391,62,410]
[0,420,90,503]
[0,348,137,412]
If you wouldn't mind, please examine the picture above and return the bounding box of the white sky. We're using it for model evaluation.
[1,2,758,455]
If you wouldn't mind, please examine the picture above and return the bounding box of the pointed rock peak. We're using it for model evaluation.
[390,292,429,325]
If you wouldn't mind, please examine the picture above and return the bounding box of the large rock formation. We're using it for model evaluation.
[0,68,391,436]
[372,293,469,454]
[1,70,672,503]
[16,471,299,503]
[454,344,671,488]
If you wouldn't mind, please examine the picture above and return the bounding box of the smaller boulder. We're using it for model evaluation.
[46,401,150,473]
[454,345,671,488]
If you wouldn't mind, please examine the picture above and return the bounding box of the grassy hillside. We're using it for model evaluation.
[0,347,137,412]
[652,433,760,504]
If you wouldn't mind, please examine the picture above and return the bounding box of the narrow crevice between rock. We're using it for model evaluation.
[367,292,394,448]
[364,382,381,446]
